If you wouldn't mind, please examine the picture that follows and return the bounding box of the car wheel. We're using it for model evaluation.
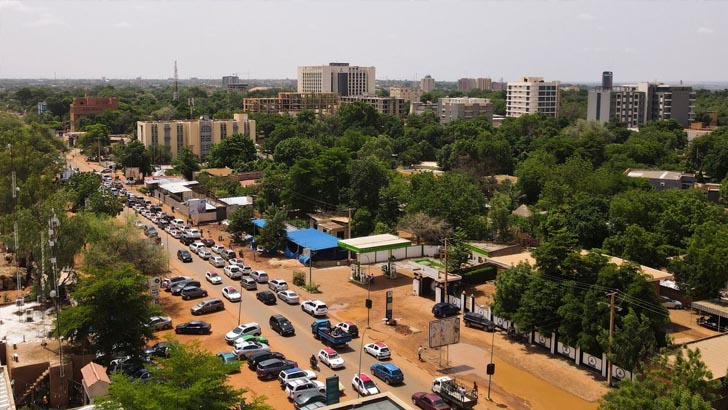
[182,296,189,300]
[385,377,390,384]
[175,329,180,334]
[203,292,208,297]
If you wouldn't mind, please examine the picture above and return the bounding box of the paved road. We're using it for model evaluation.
[138,208,436,407]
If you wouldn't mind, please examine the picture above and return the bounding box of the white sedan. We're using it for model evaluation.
[318,348,345,369]
[209,255,226,268]
[197,249,212,260]
[211,244,226,254]
[364,342,391,360]
[222,286,242,302]
[277,290,300,304]
[205,271,223,285]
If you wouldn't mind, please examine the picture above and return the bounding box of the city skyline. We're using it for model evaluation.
[0,0,725,82]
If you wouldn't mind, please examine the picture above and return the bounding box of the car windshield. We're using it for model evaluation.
[363,380,376,389]
[432,399,446,406]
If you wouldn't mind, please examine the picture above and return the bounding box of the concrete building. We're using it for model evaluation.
[587,72,695,128]
[340,96,408,117]
[69,96,119,131]
[297,63,375,96]
[476,77,493,91]
[136,114,256,160]
[222,75,248,92]
[625,168,696,190]
[420,75,435,92]
[37,101,48,115]
[457,78,477,92]
[438,97,493,124]
[389,87,422,102]
[506,76,560,118]
[243,92,338,115]
[410,101,438,116]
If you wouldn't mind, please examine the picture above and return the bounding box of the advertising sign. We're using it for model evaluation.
[428,316,460,348]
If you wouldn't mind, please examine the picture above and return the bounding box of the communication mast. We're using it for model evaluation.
[173,60,179,102]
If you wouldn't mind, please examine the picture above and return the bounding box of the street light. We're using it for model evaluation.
[238,281,244,325]
[486,329,495,401]
[356,327,368,399]
[359,254,372,329]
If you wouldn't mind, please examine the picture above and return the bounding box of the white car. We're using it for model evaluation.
[171,218,185,228]
[228,258,246,268]
[364,342,391,360]
[211,244,226,254]
[197,248,212,260]
[278,368,318,387]
[277,290,300,304]
[251,270,268,283]
[224,265,242,280]
[147,316,173,331]
[187,228,202,238]
[169,229,182,239]
[318,348,345,369]
[285,379,326,400]
[205,271,223,285]
[352,373,379,396]
[268,279,288,292]
[209,255,226,268]
[222,286,242,302]
[225,322,261,344]
[301,300,328,317]
[233,341,269,359]
[134,220,145,228]
[189,242,205,253]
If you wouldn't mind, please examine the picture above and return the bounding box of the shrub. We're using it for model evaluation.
[292,271,306,286]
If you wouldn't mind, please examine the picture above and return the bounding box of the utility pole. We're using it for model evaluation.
[606,291,617,387]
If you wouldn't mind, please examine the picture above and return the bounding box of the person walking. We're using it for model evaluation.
[418,345,424,361]
[473,381,478,396]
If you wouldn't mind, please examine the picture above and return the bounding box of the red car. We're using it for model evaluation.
[411,392,451,410]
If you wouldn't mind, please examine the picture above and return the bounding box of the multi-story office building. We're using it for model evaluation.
[438,97,493,124]
[297,63,375,96]
[506,76,560,117]
[243,93,338,115]
[476,78,493,91]
[70,96,119,131]
[222,75,248,92]
[457,78,477,92]
[136,114,256,160]
[339,96,408,117]
[587,72,694,127]
[420,75,435,92]
[389,87,423,102]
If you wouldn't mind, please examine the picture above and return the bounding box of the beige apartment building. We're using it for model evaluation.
[243,92,339,115]
[297,63,375,96]
[420,75,436,92]
[506,76,561,117]
[136,114,256,160]
[339,96,408,117]
[438,97,493,124]
[389,87,423,102]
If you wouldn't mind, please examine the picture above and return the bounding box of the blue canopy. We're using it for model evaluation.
[286,228,340,251]
[252,218,266,228]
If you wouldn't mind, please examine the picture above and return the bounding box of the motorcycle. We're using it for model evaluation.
[310,354,319,371]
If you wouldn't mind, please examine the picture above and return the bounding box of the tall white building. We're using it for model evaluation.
[506,76,560,118]
[297,63,375,96]
[438,97,493,124]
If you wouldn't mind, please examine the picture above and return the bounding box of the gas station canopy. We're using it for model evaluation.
[337,234,411,254]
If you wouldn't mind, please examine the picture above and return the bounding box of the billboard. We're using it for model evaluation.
[188,199,207,214]
[428,317,460,348]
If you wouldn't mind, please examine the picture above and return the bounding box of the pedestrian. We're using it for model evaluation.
[418,345,424,361]
[473,381,478,396]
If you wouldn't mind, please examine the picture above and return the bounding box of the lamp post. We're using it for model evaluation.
[359,254,372,329]
[486,329,495,401]
[48,210,65,378]
[238,281,244,325]
[356,327,368,399]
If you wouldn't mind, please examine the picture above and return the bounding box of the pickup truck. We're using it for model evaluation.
[431,376,477,409]
[311,319,352,349]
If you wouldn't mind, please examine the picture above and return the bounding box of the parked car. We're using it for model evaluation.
[285,379,326,400]
[364,342,391,360]
[145,341,171,358]
[180,235,196,245]
[217,352,241,373]
[277,290,300,304]
[209,255,226,268]
[224,265,243,280]
[268,279,288,292]
[256,358,297,380]
[234,341,270,359]
[147,315,173,331]
[279,368,318,387]
[190,298,225,315]
[241,277,258,290]
[175,320,211,335]
[412,393,451,410]
[270,314,295,336]
[225,322,262,344]
[211,244,226,254]
[201,238,215,247]
[205,271,223,285]
[463,312,496,331]
[221,249,237,260]
[187,228,202,238]
[189,242,206,254]
[257,290,277,305]
[432,303,460,318]
[659,295,684,309]
[222,286,242,302]
[370,363,404,385]
[301,300,328,317]
[293,392,327,410]
[352,373,380,396]
[197,248,212,260]
[247,351,286,371]
[318,348,345,369]
[335,321,359,338]
[180,286,208,301]
[251,270,269,283]
[228,258,246,268]
[170,280,201,295]
[176,249,192,263]
[239,334,269,345]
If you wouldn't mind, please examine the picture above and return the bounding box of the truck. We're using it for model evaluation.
[311,319,352,349]
[431,376,477,409]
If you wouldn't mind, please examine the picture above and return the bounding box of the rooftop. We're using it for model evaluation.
[675,333,728,381]
[625,168,693,181]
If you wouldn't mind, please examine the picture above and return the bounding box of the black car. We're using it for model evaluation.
[269,314,295,336]
[180,235,196,245]
[180,286,208,301]
[247,351,286,371]
[144,342,172,358]
[463,312,496,331]
[171,280,201,296]
[177,249,193,263]
[256,358,298,380]
[432,302,460,318]
[175,320,212,335]
[256,290,276,305]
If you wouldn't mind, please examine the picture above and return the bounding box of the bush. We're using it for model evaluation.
[292,271,306,286]
[460,266,497,284]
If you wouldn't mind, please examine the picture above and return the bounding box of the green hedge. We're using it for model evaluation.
[458,266,497,284]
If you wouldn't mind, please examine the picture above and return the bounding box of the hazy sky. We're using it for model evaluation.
[0,0,725,83]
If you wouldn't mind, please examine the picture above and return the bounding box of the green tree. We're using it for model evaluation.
[273,137,322,168]
[488,191,513,241]
[66,171,101,210]
[672,222,728,298]
[78,123,110,156]
[492,263,534,320]
[112,140,153,176]
[100,341,250,410]
[227,206,254,234]
[603,224,665,268]
[206,133,257,169]
[173,146,201,180]
[87,189,123,216]
[256,206,287,253]
[397,212,451,244]
[603,308,657,372]
[348,159,390,212]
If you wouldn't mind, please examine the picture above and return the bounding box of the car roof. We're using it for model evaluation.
[372,342,387,347]
[224,286,237,291]
[282,367,303,375]
[218,352,236,359]
[376,363,400,370]
[188,320,207,325]
[321,348,336,354]
[356,373,372,382]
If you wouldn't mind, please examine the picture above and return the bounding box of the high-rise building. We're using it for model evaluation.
[297,63,375,96]
[420,75,435,92]
[476,78,493,91]
[243,93,339,115]
[457,78,477,92]
[136,114,256,161]
[222,75,248,92]
[340,96,408,117]
[70,96,119,131]
[587,72,694,127]
[506,76,560,118]
[438,97,493,124]
[389,87,423,102]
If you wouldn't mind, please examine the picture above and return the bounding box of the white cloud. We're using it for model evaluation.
[577,12,595,21]
[114,21,132,29]
[25,12,64,27]
[697,27,714,34]
[0,0,33,12]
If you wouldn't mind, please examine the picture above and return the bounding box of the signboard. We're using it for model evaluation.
[385,290,393,320]
[188,199,207,214]
[428,317,460,348]
[325,375,340,405]
[149,276,161,300]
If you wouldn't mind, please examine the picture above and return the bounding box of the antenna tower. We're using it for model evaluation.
[173,60,179,102]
